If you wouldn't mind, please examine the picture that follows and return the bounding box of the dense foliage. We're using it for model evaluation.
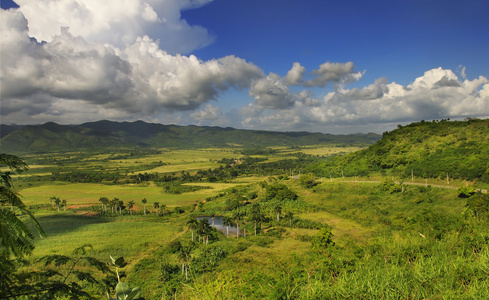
[307,119,489,182]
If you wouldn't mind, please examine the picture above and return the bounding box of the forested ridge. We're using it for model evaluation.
[0,120,379,153]
[307,118,489,182]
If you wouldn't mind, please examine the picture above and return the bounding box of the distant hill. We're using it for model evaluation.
[306,118,489,183]
[0,120,380,153]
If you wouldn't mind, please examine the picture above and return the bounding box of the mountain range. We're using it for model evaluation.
[0,120,380,153]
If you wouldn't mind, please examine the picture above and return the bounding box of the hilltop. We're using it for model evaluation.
[307,118,489,183]
[0,120,380,153]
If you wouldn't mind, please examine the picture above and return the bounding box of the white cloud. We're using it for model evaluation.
[14,0,214,54]
[0,9,264,122]
[1,5,488,134]
[190,104,222,123]
[249,73,295,109]
[342,77,389,100]
[122,36,263,112]
[284,62,306,86]
[240,67,489,133]
[304,61,363,87]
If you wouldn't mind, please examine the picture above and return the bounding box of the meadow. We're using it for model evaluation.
[7,144,489,299]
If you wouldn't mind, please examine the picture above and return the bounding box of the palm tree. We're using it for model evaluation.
[110,198,119,214]
[186,218,198,242]
[127,201,135,215]
[242,219,246,237]
[274,204,282,222]
[141,198,147,215]
[249,203,263,236]
[55,197,61,211]
[161,204,167,216]
[284,211,294,227]
[99,197,109,212]
[232,209,244,238]
[222,216,233,238]
[197,219,212,244]
[49,196,57,209]
[117,199,124,215]
[61,199,67,211]
[153,202,160,216]
[178,244,192,280]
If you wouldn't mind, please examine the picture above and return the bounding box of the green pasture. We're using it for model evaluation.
[299,211,373,242]
[26,210,185,268]
[287,145,366,156]
[19,181,255,210]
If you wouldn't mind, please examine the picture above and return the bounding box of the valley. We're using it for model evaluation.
[1,119,488,299]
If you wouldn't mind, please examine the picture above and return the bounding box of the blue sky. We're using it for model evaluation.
[183,0,488,81]
[1,0,488,133]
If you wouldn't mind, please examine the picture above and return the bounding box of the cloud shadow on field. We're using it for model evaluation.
[31,212,110,240]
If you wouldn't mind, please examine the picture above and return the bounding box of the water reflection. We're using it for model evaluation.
[197,216,241,237]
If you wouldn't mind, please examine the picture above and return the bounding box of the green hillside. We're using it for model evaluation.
[307,118,489,183]
[0,120,380,153]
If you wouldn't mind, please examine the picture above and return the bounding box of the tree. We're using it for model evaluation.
[5,245,112,299]
[99,197,109,212]
[178,244,193,281]
[0,154,45,292]
[232,209,245,238]
[61,199,67,211]
[197,219,212,244]
[141,198,147,215]
[49,196,57,209]
[161,204,167,216]
[117,199,124,215]
[284,211,294,227]
[222,216,233,238]
[110,198,119,214]
[55,197,61,211]
[153,202,160,216]
[311,226,335,254]
[186,218,198,242]
[274,204,282,222]
[127,201,135,215]
[299,173,318,188]
[249,204,264,236]
[265,183,298,201]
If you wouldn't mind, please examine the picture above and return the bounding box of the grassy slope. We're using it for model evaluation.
[308,118,489,184]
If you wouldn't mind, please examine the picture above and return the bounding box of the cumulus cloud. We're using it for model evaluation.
[1,3,488,134]
[241,67,489,133]
[190,104,222,123]
[304,61,364,87]
[0,9,263,121]
[13,0,214,53]
[342,77,389,100]
[249,73,295,109]
[284,62,306,86]
[122,36,263,112]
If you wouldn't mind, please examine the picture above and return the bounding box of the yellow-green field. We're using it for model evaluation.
[20,181,254,209]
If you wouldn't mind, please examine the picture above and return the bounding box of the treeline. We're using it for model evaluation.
[306,118,489,182]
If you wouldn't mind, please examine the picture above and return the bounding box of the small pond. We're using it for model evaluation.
[197,216,242,237]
